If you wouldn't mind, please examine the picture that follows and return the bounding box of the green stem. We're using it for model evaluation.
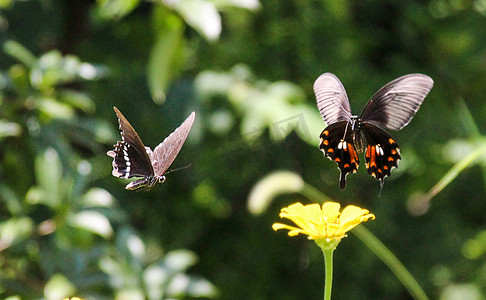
[323,248,334,300]
[353,226,429,300]
[301,183,333,203]
[423,142,486,202]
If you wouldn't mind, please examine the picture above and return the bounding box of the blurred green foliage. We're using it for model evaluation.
[1,0,486,299]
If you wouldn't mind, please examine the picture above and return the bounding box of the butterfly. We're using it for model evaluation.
[314,73,433,190]
[107,107,195,190]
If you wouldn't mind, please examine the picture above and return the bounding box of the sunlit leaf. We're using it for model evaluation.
[33,148,62,208]
[58,90,96,113]
[0,217,34,250]
[166,274,218,298]
[0,184,23,215]
[148,9,185,104]
[0,119,22,138]
[37,97,75,120]
[144,250,203,299]
[212,0,260,10]
[3,40,36,67]
[116,227,145,260]
[44,274,76,300]
[68,211,114,238]
[164,249,197,270]
[162,0,221,40]
[81,188,115,207]
[96,0,141,20]
[248,171,304,215]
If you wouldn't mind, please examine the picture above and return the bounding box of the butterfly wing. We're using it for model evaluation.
[361,123,401,186]
[314,73,353,125]
[151,112,195,177]
[360,74,433,130]
[107,107,154,179]
[319,121,360,189]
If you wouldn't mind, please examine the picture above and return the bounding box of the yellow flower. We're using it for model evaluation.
[272,202,375,242]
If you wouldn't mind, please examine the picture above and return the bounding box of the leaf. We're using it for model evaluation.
[162,0,221,40]
[81,188,115,207]
[3,40,36,67]
[44,274,76,300]
[33,148,62,208]
[148,9,185,104]
[68,211,114,238]
[212,0,260,10]
[0,119,22,139]
[0,217,34,250]
[96,0,141,20]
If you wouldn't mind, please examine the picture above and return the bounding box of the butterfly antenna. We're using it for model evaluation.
[164,164,192,175]
[342,122,350,140]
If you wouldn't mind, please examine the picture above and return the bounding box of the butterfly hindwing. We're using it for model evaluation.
[319,121,360,189]
[361,123,401,185]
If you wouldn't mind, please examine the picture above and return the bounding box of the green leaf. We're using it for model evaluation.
[0,217,34,250]
[211,0,260,10]
[96,0,141,20]
[81,188,115,207]
[148,10,185,104]
[58,90,95,113]
[37,97,75,120]
[3,40,36,67]
[68,211,114,238]
[44,274,76,300]
[165,0,221,40]
[0,119,22,139]
[33,148,62,208]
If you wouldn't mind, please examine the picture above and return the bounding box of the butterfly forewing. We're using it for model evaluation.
[151,112,195,177]
[108,107,154,179]
[319,121,360,189]
[360,74,434,130]
[314,73,353,125]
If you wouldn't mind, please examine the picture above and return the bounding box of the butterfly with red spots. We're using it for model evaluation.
[314,73,433,189]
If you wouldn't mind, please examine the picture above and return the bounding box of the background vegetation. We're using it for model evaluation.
[1,0,486,299]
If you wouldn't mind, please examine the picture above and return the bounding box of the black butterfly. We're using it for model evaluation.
[314,73,433,190]
[107,107,195,190]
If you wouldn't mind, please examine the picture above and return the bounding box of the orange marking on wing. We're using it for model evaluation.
[370,146,376,167]
[384,165,389,170]
[335,157,341,162]
[323,140,329,146]
[348,143,358,166]
[344,164,350,168]
[365,145,371,158]
[389,138,395,144]
[391,149,397,155]
[327,148,334,153]
[388,157,394,162]
[323,130,329,136]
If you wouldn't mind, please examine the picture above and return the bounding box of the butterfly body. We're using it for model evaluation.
[108,107,195,190]
[314,73,433,189]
